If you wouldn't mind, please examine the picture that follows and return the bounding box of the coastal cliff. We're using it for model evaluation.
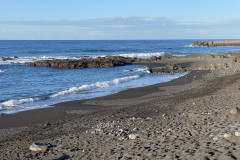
[193,40,240,47]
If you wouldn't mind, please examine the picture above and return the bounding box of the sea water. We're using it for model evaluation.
[0,40,240,114]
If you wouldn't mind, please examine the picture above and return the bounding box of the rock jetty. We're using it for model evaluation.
[193,40,240,47]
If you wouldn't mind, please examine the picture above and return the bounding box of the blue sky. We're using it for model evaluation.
[0,0,240,40]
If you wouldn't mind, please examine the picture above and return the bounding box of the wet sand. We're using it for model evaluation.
[1,53,240,159]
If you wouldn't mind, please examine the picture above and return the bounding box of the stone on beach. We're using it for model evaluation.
[128,134,140,140]
[223,133,232,138]
[235,132,240,136]
[229,107,240,115]
[29,142,49,152]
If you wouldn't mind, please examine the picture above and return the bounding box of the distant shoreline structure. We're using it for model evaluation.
[193,40,240,47]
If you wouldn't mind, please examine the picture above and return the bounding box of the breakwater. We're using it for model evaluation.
[194,40,240,47]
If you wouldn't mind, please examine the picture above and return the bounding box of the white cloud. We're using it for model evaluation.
[0,16,240,39]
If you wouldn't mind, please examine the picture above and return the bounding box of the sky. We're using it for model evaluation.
[0,0,240,40]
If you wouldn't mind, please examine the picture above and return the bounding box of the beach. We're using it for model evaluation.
[1,52,240,159]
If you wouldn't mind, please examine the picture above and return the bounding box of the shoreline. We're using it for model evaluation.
[1,52,240,159]
[0,61,191,129]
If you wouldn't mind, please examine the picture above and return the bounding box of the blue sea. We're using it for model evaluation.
[0,40,240,114]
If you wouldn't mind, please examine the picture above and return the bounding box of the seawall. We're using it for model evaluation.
[194,40,240,47]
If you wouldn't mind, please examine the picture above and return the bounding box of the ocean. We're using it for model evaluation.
[1,40,240,114]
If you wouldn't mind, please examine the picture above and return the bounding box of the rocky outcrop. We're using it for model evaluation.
[194,41,240,47]
[1,56,18,61]
[2,57,13,61]
[25,55,180,69]
[25,56,134,69]
[148,63,185,74]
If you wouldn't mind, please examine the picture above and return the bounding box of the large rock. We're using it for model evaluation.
[25,56,134,69]
[29,142,49,152]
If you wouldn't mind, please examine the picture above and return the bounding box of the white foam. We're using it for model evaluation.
[0,69,5,73]
[0,97,39,110]
[0,56,83,65]
[118,52,164,58]
[123,67,149,73]
[50,75,140,98]
[0,52,165,65]
[185,44,194,47]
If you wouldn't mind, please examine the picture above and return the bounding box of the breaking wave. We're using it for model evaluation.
[50,75,140,98]
[0,69,5,73]
[117,52,164,58]
[0,98,39,110]
[0,52,165,65]
[185,44,194,47]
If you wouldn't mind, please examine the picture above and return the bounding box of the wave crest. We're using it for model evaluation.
[0,98,39,109]
[50,75,140,98]
[118,52,164,58]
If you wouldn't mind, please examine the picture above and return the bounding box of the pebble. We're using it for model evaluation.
[128,134,139,140]
[235,132,240,136]
[223,133,231,138]
[44,122,51,127]
[29,142,48,152]
[213,137,219,141]
[230,107,240,115]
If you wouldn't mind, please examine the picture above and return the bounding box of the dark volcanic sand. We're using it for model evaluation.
[1,53,240,159]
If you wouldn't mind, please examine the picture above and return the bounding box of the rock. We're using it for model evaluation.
[14,56,18,59]
[194,40,240,47]
[29,142,48,152]
[118,137,125,141]
[148,63,185,74]
[235,132,240,136]
[2,57,13,61]
[132,127,139,132]
[229,107,240,115]
[25,56,134,69]
[128,134,139,140]
[223,133,232,138]
[158,54,176,60]
[213,137,219,141]
[129,117,137,121]
[44,122,51,127]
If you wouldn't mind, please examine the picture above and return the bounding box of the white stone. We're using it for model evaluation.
[223,133,231,138]
[29,142,48,152]
[213,137,219,141]
[235,132,240,136]
[230,107,240,115]
[128,134,139,140]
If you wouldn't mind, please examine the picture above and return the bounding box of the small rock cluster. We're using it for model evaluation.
[1,56,18,61]
[86,117,154,141]
[211,107,240,140]
[148,63,185,74]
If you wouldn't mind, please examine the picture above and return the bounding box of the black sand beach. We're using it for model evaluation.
[1,53,240,159]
